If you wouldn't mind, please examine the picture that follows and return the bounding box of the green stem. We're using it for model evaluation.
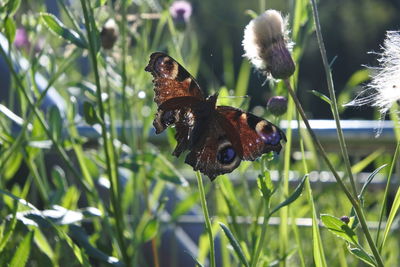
[195,171,215,267]
[284,80,383,267]
[0,45,93,195]
[120,0,128,142]
[376,141,400,248]
[79,0,128,263]
[308,1,384,265]
[250,205,270,267]
[309,0,357,198]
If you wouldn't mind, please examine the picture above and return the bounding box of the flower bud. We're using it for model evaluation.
[340,216,350,224]
[169,1,192,29]
[242,10,295,79]
[100,19,118,50]
[267,96,288,116]
[14,28,30,50]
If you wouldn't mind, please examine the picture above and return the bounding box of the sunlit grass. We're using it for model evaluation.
[0,0,399,266]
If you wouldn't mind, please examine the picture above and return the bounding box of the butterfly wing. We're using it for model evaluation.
[146,52,206,134]
[145,52,285,180]
[146,52,212,159]
[184,113,242,180]
[216,106,286,160]
[145,52,204,106]
[184,107,285,180]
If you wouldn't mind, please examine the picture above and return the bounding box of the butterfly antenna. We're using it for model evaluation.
[218,95,250,99]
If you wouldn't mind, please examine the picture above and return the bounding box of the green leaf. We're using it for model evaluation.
[52,165,67,190]
[69,225,123,266]
[381,177,400,250]
[33,228,55,262]
[4,16,16,44]
[219,222,249,267]
[348,246,376,266]
[321,214,358,246]
[310,90,332,105]
[270,175,307,216]
[5,0,21,15]
[40,13,87,48]
[358,164,387,199]
[142,218,159,242]
[9,231,34,267]
[184,250,204,267]
[257,171,274,201]
[351,151,384,175]
[171,191,199,220]
[49,107,62,141]
[349,207,359,230]
[380,141,400,251]
[83,101,100,125]
[3,150,23,180]
[0,201,18,253]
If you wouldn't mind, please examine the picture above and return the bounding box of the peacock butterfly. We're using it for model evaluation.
[145,52,286,180]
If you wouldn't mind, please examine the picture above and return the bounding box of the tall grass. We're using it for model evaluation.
[0,0,399,266]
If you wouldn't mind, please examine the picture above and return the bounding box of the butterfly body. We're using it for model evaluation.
[145,52,285,180]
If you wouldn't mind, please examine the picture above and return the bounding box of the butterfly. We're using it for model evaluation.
[145,52,286,180]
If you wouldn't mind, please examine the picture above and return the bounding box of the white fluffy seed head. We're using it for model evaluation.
[348,31,400,114]
[242,10,294,79]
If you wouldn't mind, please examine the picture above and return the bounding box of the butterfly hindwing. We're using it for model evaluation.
[216,106,286,161]
[184,114,241,180]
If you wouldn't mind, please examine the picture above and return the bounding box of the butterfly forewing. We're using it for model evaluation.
[145,52,204,106]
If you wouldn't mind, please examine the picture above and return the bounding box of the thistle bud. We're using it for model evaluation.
[340,216,350,224]
[100,19,118,50]
[267,96,288,116]
[169,1,192,29]
[242,10,295,79]
[14,28,30,50]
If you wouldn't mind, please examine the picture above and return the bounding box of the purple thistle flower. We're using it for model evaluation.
[14,28,30,50]
[169,1,192,24]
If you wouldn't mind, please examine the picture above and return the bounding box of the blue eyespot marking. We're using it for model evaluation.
[217,146,236,164]
[260,131,281,145]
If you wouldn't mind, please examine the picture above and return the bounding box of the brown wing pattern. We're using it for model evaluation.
[184,115,241,180]
[216,106,286,161]
[145,52,204,106]
[146,52,286,180]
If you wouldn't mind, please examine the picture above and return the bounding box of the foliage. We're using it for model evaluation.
[0,0,399,266]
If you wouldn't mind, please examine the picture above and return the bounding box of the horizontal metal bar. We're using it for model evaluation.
[169,214,397,231]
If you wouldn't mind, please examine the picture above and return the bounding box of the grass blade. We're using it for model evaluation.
[40,12,87,48]
[9,231,34,267]
[219,222,249,267]
[358,164,387,199]
[269,175,307,216]
[379,142,400,250]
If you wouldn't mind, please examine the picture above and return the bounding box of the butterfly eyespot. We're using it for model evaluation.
[217,146,236,165]
[155,57,178,79]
